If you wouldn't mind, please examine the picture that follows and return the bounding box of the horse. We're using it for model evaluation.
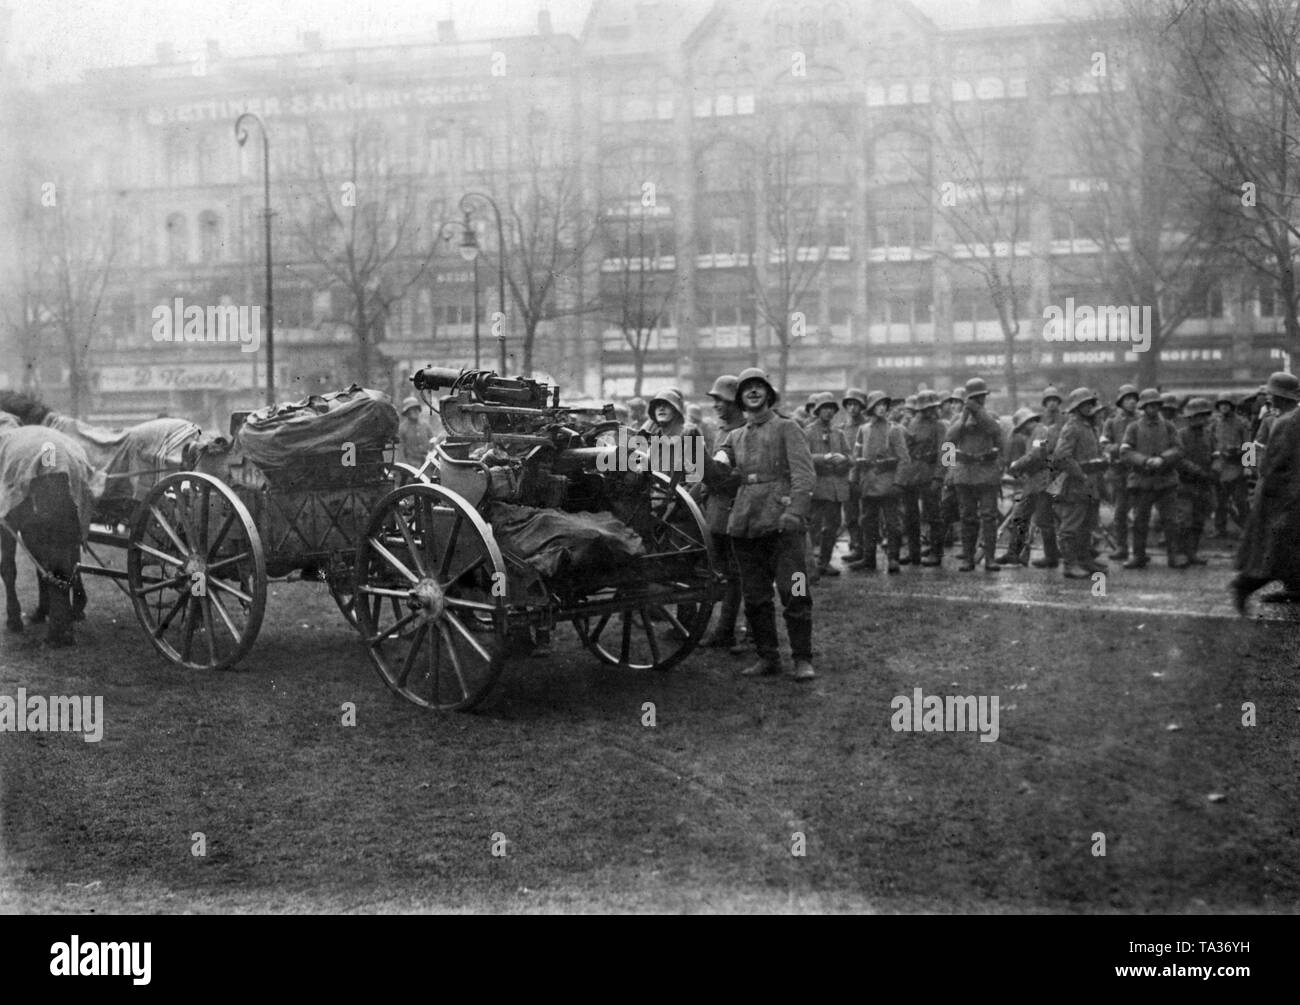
[0,419,98,645]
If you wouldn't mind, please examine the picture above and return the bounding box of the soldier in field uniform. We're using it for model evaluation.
[848,391,910,574]
[1211,392,1249,537]
[1101,384,1140,560]
[1051,388,1109,579]
[897,389,946,567]
[700,374,745,650]
[1176,397,1216,567]
[803,392,852,578]
[998,406,1044,567]
[943,377,1006,572]
[1119,387,1186,569]
[716,368,818,681]
[839,388,869,563]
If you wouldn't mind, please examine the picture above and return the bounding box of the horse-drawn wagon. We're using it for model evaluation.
[2,371,720,712]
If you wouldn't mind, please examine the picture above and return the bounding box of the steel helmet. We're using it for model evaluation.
[1114,384,1139,407]
[1011,407,1042,432]
[1137,387,1162,408]
[735,367,779,405]
[903,394,919,411]
[648,387,686,421]
[707,374,740,402]
[1041,385,1063,406]
[1064,387,1099,413]
[1214,391,1236,408]
[842,387,868,409]
[1160,392,1181,411]
[810,391,839,415]
[1185,397,1214,417]
[400,396,422,414]
[915,389,942,410]
[964,377,989,399]
[1266,371,1300,401]
[864,390,892,413]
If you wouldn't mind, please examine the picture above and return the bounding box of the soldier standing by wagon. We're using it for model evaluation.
[848,391,909,574]
[1119,388,1186,569]
[716,368,817,680]
[897,389,946,566]
[1051,388,1109,579]
[944,377,1005,572]
[699,375,745,650]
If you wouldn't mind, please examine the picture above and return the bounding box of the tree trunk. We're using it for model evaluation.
[521,319,537,378]
[1281,264,1299,367]
[1003,323,1019,409]
[65,330,83,418]
[777,333,791,399]
[632,343,645,398]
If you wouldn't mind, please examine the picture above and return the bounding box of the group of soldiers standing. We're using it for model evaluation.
[621,367,1300,674]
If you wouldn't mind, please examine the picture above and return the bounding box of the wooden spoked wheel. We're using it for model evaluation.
[354,483,508,712]
[574,472,716,671]
[126,471,266,672]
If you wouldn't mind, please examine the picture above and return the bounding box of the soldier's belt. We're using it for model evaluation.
[956,450,998,464]
[868,457,900,472]
[743,473,781,484]
[1080,459,1108,474]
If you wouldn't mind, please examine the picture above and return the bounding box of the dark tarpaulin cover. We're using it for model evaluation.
[487,502,645,579]
[237,385,399,468]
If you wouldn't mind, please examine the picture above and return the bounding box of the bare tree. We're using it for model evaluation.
[925,98,1033,408]
[1058,0,1233,387]
[487,125,600,378]
[35,182,123,417]
[0,171,52,393]
[1177,0,1300,356]
[285,118,437,386]
[746,114,844,396]
[597,162,678,398]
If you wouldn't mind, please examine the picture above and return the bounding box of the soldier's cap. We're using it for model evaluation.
[1214,391,1236,408]
[903,394,919,411]
[707,374,740,402]
[810,391,839,414]
[915,389,942,410]
[964,377,989,399]
[1041,385,1063,405]
[1186,397,1214,417]
[1266,371,1300,401]
[1011,406,1042,432]
[865,390,892,412]
[648,387,686,420]
[1114,383,1139,406]
[400,396,422,413]
[1161,392,1181,410]
[735,367,779,405]
[1137,387,1163,408]
[842,387,868,409]
[1065,387,1099,413]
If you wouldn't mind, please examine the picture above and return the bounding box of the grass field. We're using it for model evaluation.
[2,566,1298,914]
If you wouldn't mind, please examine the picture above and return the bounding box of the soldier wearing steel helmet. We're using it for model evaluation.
[897,389,946,566]
[998,405,1044,566]
[804,392,852,578]
[1211,392,1249,538]
[1101,384,1140,560]
[839,388,869,562]
[398,396,437,467]
[1020,386,1065,569]
[848,390,910,573]
[1119,387,1186,569]
[1052,388,1109,579]
[1175,397,1216,566]
[715,368,818,680]
[943,377,1006,572]
[699,374,746,650]
[1233,371,1300,611]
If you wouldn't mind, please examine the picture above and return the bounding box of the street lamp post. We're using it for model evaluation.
[234,112,275,407]
[459,191,507,375]
[439,212,482,368]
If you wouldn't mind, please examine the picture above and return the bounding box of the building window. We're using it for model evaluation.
[427,120,452,172]
[165,213,188,265]
[198,211,221,262]
[463,123,488,173]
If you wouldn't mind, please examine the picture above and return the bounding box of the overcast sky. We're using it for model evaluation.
[7,0,1065,85]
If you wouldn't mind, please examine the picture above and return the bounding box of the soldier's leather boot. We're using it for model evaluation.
[887,554,901,574]
[791,660,816,681]
[920,550,942,566]
[1063,562,1092,579]
[1186,530,1207,565]
[1123,554,1150,569]
[740,658,781,677]
[983,545,1002,572]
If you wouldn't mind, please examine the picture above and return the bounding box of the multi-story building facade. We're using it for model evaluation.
[1,0,1291,426]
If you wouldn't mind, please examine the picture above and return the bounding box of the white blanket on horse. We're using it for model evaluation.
[0,426,101,538]
[43,415,200,504]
